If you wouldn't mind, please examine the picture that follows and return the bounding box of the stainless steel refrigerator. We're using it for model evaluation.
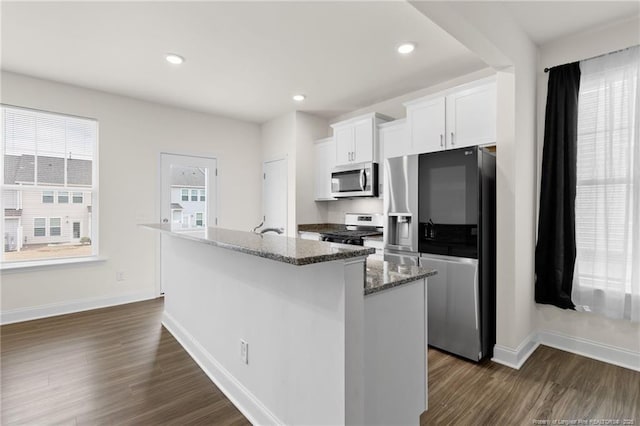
[384,147,496,362]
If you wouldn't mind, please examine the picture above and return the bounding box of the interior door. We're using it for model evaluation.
[159,153,217,294]
[263,158,287,235]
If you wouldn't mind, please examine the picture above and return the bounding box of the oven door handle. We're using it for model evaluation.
[359,169,367,191]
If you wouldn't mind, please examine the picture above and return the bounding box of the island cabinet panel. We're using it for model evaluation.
[364,279,428,425]
[159,234,366,426]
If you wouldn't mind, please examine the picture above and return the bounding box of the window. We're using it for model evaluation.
[191,189,198,201]
[181,189,189,201]
[199,189,206,201]
[50,218,61,236]
[572,46,639,322]
[196,212,203,227]
[1,106,98,263]
[42,191,54,203]
[34,218,46,237]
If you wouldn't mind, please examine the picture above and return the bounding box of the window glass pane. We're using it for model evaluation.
[50,218,61,236]
[191,189,198,201]
[3,188,93,261]
[42,191,54,203]
[181,189,188,201]
[36,155,64,185]
[67,158,92,186]
[196,212,203,227]
[72,192,83,203]
[58,191,69,203]
[5,154,35,185]
[200,190,205,201]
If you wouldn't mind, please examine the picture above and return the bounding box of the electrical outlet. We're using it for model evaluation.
[116,271,125,282]
[240,340,249,364]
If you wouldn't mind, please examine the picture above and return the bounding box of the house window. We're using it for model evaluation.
[572,46,639,321]
[200,189,206,201]
[181,189,189,201]
[50,218,61,236]
[1,106,98,263]
[42,191,54,203]
[196,213,203,227]
[34,218,46,237]
[191,189,198,201]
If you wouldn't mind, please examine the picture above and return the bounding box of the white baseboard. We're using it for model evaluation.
[491,331,540,369]
[492,330,640,372]
[0,290,157,325]
[538,330,640,372]
[162,312,283,426]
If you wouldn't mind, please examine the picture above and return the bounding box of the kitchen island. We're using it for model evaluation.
[143,224,435,425]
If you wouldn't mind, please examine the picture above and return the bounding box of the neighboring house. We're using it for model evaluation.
[170,166,206,229]
[3,154,92,251]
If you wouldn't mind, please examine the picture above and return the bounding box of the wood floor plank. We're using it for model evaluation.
[2,298,638,425]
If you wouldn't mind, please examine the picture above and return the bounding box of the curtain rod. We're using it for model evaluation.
[543,45,637,73]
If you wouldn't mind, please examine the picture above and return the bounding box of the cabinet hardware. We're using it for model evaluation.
[451,132,455,145]
[440,134,443,147]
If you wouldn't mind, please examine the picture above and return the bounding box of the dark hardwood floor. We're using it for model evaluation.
[2,298,638,425]
[1,298,249,426]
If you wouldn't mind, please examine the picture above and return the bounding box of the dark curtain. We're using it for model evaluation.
[535,62,581,310]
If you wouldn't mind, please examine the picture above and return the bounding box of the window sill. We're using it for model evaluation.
[0,256,107,272]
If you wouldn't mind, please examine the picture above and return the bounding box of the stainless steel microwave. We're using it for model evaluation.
[331,162,378,198]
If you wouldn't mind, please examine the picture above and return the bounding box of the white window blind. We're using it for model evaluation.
[1,106,98,263]
[573,46,640,322]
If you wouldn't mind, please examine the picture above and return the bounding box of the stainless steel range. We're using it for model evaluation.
[320,213,383,245]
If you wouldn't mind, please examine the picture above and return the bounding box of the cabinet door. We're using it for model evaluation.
[314,139,335,200]
[407,97,445,154]
[353,118,373,164]
[446,82,496,148]
[381,121,409,159]
[334,125,354,166]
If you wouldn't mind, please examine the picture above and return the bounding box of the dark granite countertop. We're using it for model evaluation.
[141,224,374,266]
[365,259,437,295]
[297,223,346,233]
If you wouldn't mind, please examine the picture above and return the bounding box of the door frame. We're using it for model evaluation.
[157,152,218,296]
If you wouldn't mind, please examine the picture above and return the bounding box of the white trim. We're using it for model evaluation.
[1,255,106,271]
[538,330,640,372]
[0,289,156,325]
[491,330,640,372]
[491,331,540,370]
[162,311,283,426]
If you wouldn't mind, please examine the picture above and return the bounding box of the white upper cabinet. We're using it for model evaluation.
[445,81,497,149]
[334,125,353,166]
[403,77,496,155]
[314,137,336,201]
[331,113,392,167]
[380,119,408,159]
[406,97,446,154]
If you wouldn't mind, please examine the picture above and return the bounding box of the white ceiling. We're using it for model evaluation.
[504,1,639,46]
[2,2,638,124]
[0,1,486,123]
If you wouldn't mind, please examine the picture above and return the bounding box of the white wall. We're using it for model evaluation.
[0,71,262,317]
[535,17,640,353]
[260,112,296,236]
[261,111,330,233]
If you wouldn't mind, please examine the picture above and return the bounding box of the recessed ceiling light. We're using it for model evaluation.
[293,94,306,102]
[165,53,185,65]
[397,43,416,54]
